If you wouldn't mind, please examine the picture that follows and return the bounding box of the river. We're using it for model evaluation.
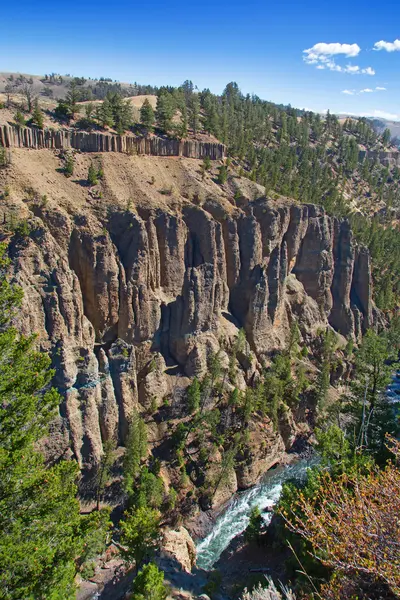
[196,455,317,570]
[196,371,400,571]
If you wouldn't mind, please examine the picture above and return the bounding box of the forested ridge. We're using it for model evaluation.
[150,81,400,311]
[1,73,400,600]
[4,74,399,310]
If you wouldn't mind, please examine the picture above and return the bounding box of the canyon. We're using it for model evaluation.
[0,145,375,501]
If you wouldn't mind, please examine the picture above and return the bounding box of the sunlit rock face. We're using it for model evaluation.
[10,195,372,466]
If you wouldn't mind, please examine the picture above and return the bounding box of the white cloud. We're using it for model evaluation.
[341,86,386,96]
[303,43,374,75]
[374,39,400,52]
[304,42,361,60]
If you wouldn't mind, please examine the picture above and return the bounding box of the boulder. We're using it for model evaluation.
[161,527,197,573]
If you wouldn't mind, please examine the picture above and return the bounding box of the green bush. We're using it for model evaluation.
[64,155,74,177]
[14,110,26,126]
[87,163,98,186]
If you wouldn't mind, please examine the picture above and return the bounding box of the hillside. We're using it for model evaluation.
[1,75,400,310]
[0,71,157,100]
[1,74,400,600]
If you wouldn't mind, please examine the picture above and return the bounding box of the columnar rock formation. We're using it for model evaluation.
[3,124,400,165]
[9,196,373,467]
[0,124,225,159]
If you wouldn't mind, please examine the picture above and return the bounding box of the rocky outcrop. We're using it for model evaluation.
[236,420,285,489]
[161,527,197,572]
[358,149,400,167]
[9,197,374,466]
[0,124,225,159]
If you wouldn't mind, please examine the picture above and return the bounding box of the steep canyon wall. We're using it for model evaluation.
[9,197,374,467]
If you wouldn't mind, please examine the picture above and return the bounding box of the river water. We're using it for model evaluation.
[386,371,400,404]
[196,456,317,570]
[196,371,400,571]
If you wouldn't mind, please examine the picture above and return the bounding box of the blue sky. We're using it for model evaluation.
[2,0,400,119]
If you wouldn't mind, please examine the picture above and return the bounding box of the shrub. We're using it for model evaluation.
[217,165,228,184]
[14,110,26,126]
[0,145,9,168]
[64,155,74,177]
[244,506,263,543]
[87,163,98,186]
[282,438,400,598]
[159,186,173,196]
[241,580,295,600]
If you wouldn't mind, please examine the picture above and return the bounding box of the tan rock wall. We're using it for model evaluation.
[9,197,374,466]
[0,124,225,159]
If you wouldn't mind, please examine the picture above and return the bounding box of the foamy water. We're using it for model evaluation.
[196,457,315,570]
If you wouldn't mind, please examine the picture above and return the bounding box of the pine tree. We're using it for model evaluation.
[228,388,240,407]
[177,103,188,138]
[187,377,201,413]
[189,94,201,136]
[156,94,175,133]
[17,77,36,112]
[203,155,211,171]
[133,467,164,509]
[65,80,81,119]
[32,99,44,129]
[64,154,74,177]
[95,439,116,511]
[212,446,236,495]
[217,165,228,185]
[85,102,95,120]
[350,329,397,461]
[203,99,219,136]
[382,128,391,147]
[14,110,25,126]
[120,506,161,567]
[0,143,8,168]
[106,93,133,133]
[131,563,168,600]
[54,100,73,123]
[96,97,114,129]
[123,410,148,495]
[140,98,155,131]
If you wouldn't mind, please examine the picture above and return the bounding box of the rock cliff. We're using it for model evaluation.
[0,143,376,508]
[0,124,225,159]
[358,149,400,167]
[7,195,372,468]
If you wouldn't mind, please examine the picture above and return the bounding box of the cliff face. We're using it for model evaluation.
[0,124,225,159]
[9,194,373,467]
[358,149,400,167]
